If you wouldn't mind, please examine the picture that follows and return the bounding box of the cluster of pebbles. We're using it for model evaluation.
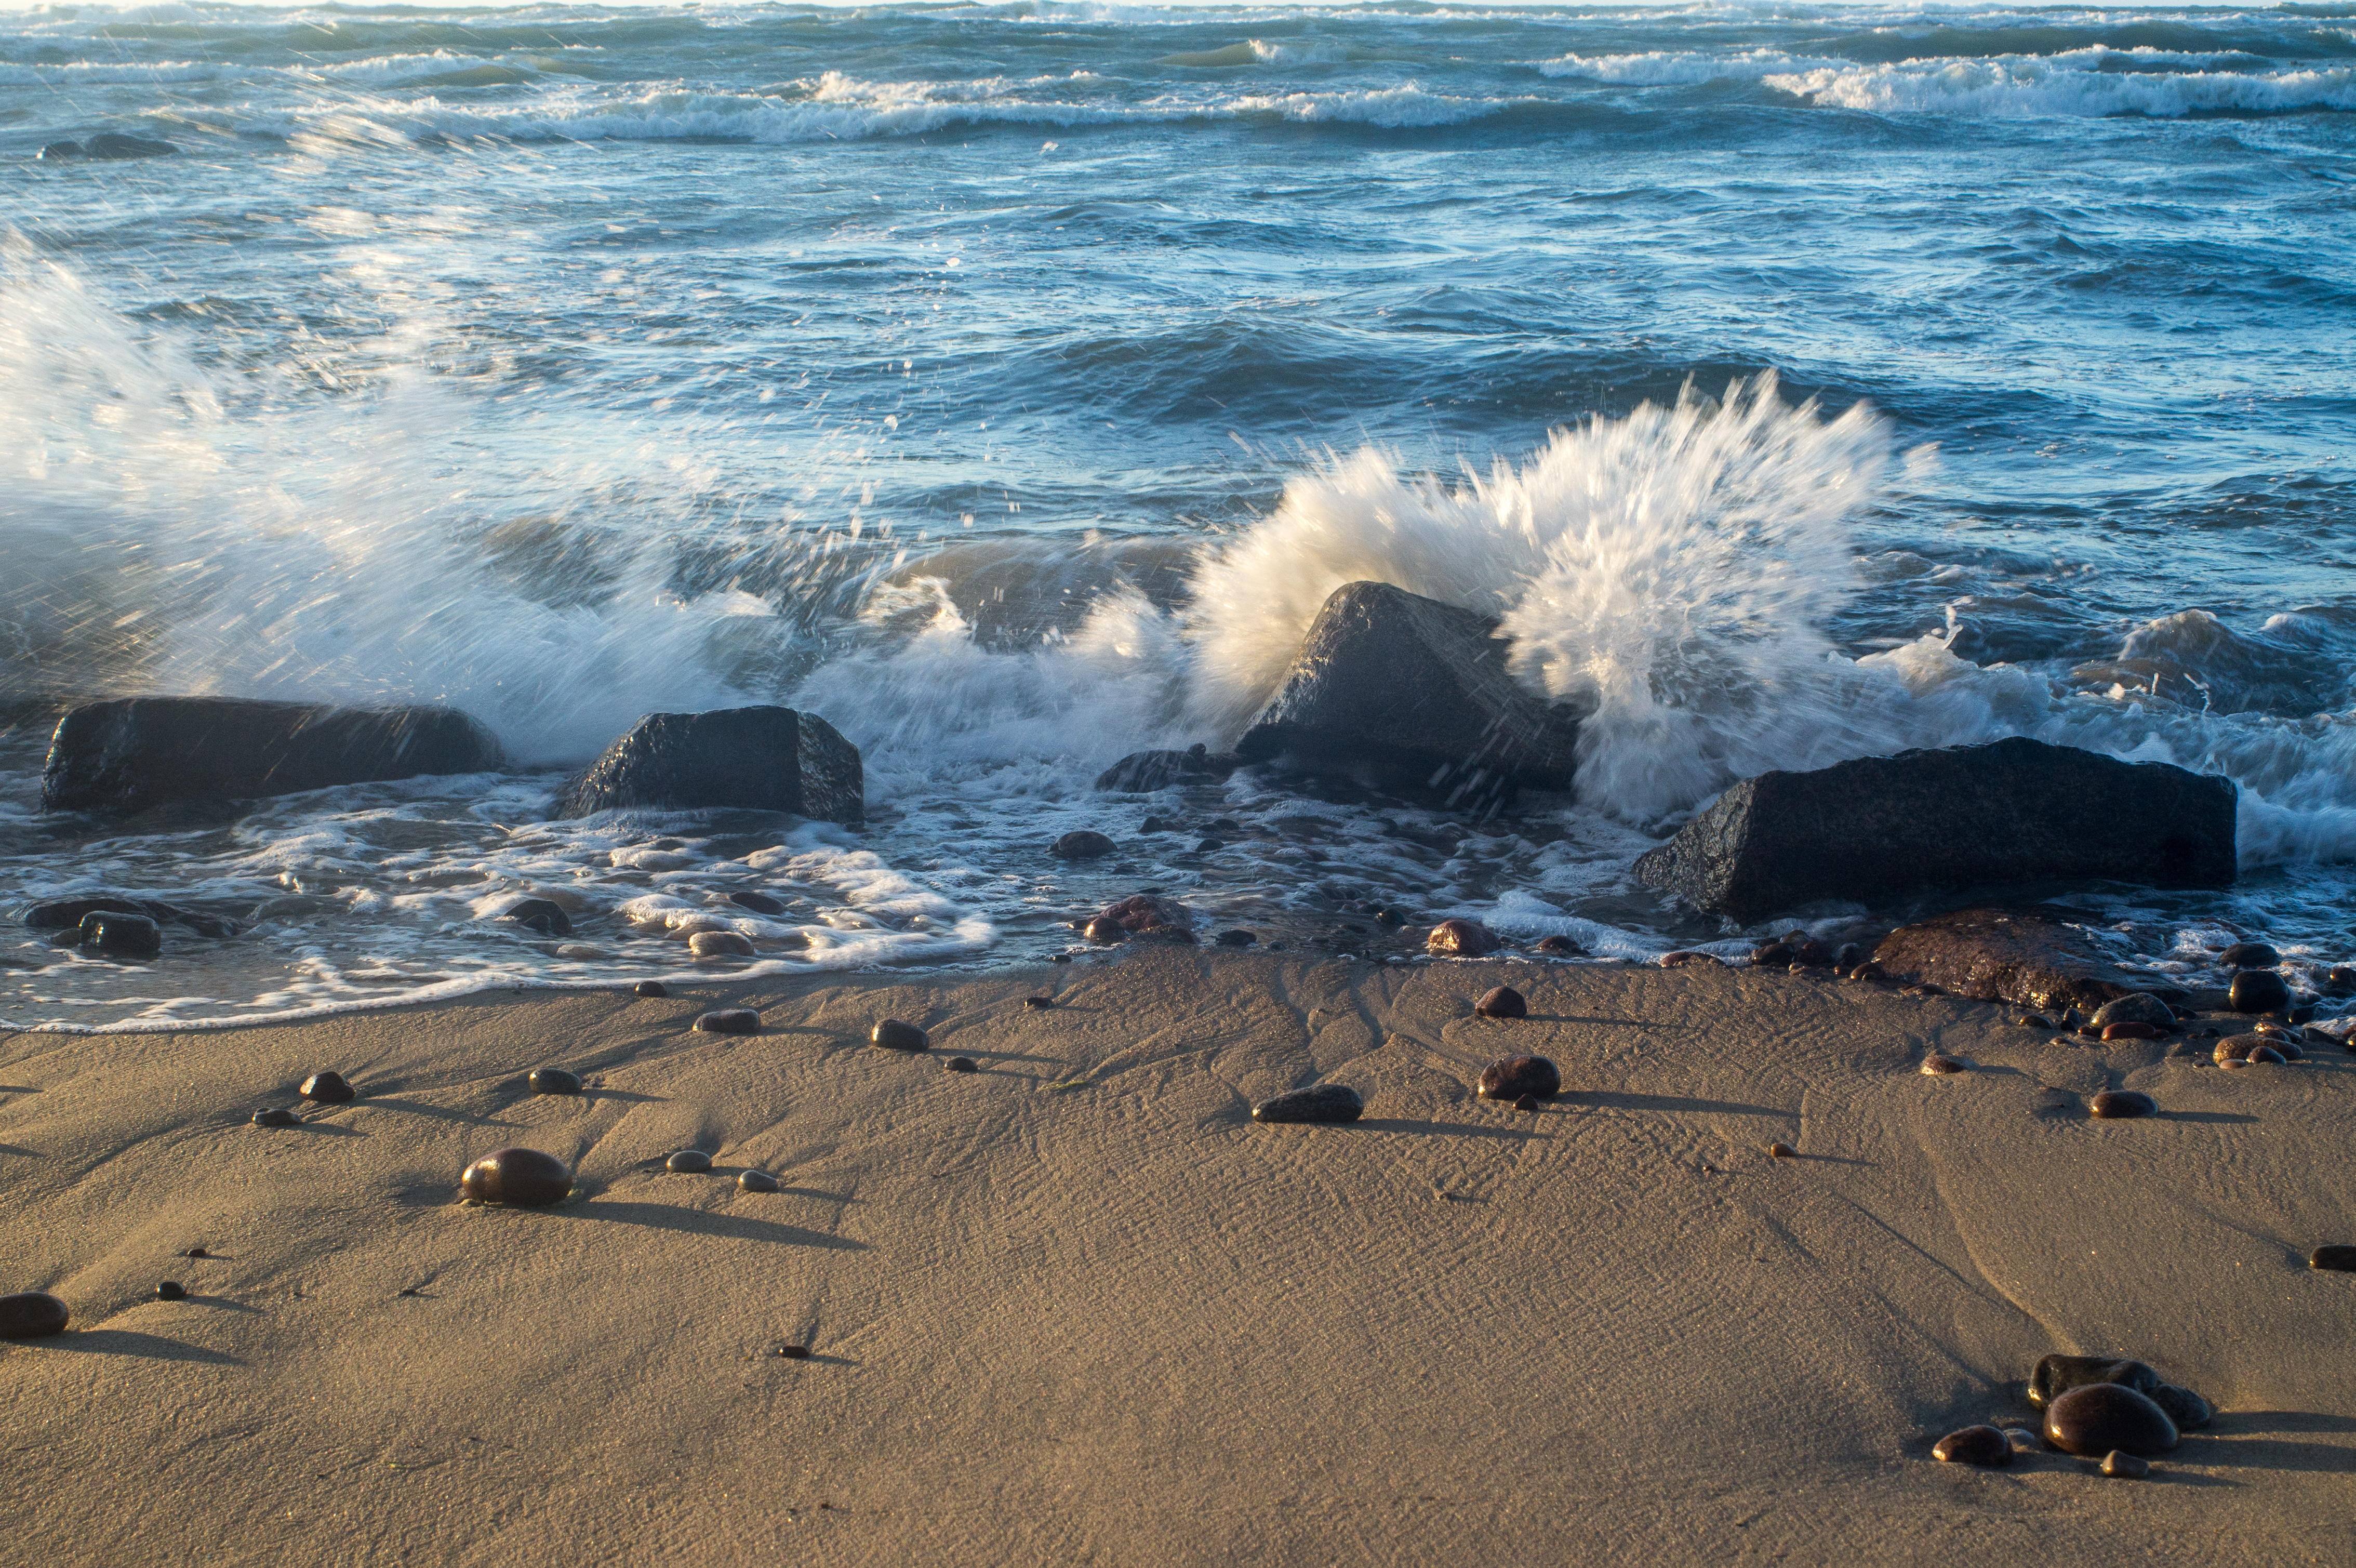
[1250,970,1553,1123]
[1934,1356,2216,1480]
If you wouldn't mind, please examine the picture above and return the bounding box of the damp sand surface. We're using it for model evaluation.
[4,954,2352,1564]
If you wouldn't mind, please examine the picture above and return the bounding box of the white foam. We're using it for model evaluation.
[1767,60,2356,117]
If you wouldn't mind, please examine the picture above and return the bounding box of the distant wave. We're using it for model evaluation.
[1767,59,2356,116]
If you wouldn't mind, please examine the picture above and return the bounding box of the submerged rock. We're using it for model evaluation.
[499,898,573,937]
[1233,580,1581,811]
[1215,928,1257,947]
[42,697,500,817]
[1251,1084,1364,1124]
[1051,830,1117,859]
[459,1147,572,1207]
[1633,738,2235,922]
[688,931,755,959]
[2044,1384,2178,1457]
[23,895,235,938]
[1932,1426,2011,1467]
[1427,918,1499,957]
[554,706,862,823]
[872,1018,929,1052]
[78,910,162,961]
[299,1071,354,1104]
[0,1291,69,1338]
[1474,986,1527,1019]
[1872,909,2181,1015]
[729,889,787,915]
[1093,743,1242,793]
[1476,1055,1560,1100]
[85,131,180,159]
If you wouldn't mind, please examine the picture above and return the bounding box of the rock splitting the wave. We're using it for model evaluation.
[78,910,161,961]
[0,1291,69,1338]
[1251,1084,1364,1124]
[729,889,786,915]
[2044,1384,2178,1457]
[499,899,573,937]
[300,1072,354,1104]
[1871,909,2177,1015]
[872,1019,928,1052]
[1476,1055,1559,1100]
[42,697,500,817]
[528,1068,582,1095]
[1633,738,2235,922]
[554,706,862,823]
[1427,919,1499,956]
[1474,986,1527,1019]
[693,1008,760,1034]
[689,931,755,959]
[1233,581,1581,811]
[1052,830,1116,859]
[1093,743,1242,793]
[2089,1089,2157,1119]
[460,1147,572,1207]
[1932,1426,2011,1467]
[665,1150,713,1174]
[2229,969,2291,1014]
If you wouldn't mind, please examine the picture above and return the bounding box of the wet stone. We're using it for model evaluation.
[2030,1355,2162,1409]
[2100,1450,2151,1479]
[528,1068,582,1096]
[1052,830,1116,860]
[1139,816,1178,834]
[1478,1055,1560,1101]
[665,1149,713,1174]
[872,1018,929,1052]
[0,1291,69,1339]
[499,898,573,937]
[2089,1089,2157,1119]
[2308,1244,2356,1272]
[1083,916,1126,943]
[692,1008,760,1036]
[947,1056,978,1073]
[1932,1426,2012,1467]
[156,1281,185,1301]
[2218,941,2280,970]
[1215,929,1257,947]
[1920,1054,1966,1075]
[1195,838,1224,853]
[1374,908,1409,928]
[300,1071,355,1104]
[1024,995,1055,1009]
[251,1107,299,1128]
[2101,1021,2165,1041]
[1834,942,1865,971]
[1251,1084,1364,1124]
[1751,942,1796,968]
[1659,950,1722,968]
[1136,923,1196,944]
[1427,919,1500,957]
[2326,965,2356,996]
[1849,962,1890,984]
[1768,1141,1795,1159]
[459,1147,573,1207]
[634,980,669,999]
[2044,1384,2179,1457]
[1474,986,1527,1020]
[2091,993,2176,1031]
[689,931,755,959]
[737,1170,780,1193]
[2229,969,2292,1014]
[79,910,163,961]
[2150,1384,2214,1431]
[1534,935,1583,956]
[729,889,787,915]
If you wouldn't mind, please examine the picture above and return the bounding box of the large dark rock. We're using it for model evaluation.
[42,698,501,817]
[1233,581,1580,810]
[19,895,236,938]
[1873,908,2175,1015]
[1094,743,1241,793]
[554,706,861,823]
[1633,738,2235,923]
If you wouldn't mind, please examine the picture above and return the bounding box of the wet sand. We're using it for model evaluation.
[4,952,2351,1564]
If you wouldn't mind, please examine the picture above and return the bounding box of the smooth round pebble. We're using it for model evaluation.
[79,910,163,961]
[300,1071,355,1104]
[1024,995,1055,1009]
[459,1147,573,1207]
[2101,1450,2151,1479]
[666,1149,713,1174]
[688,931,755,959]
[251,1107,298,1128]
[777,1344,811,1360]
[634,980,669,999]
[0,1291,70,1338]
[2090,1089,2158,1119]
[1051,830,1116,860]
[872,1018,929,1052]
[694,1008,761,1035]
[2229,969,2292,1014]
[528,1068,583,1096]
[2100,1021,2164,1042]
[2218,941,2280,970]
[1932,1426,2011,1467]
[947,1056,978,1073]
[1920,1054,1966,1075]
[156,1281,185,1301]
[1083,916,1126,943]
[185,1246,208,1259]
[2016,1014,2055,1029]
[1477,1055,1560,1101]
[2248,1044,2287,1065]
[2045,1384,2179,1457]
[1768,1141,1795,1159]
[1474,986,1527,1020]
[737,1170,780,1193]
[2309,1244,2356,1272]
[1251,1084,1364,1124]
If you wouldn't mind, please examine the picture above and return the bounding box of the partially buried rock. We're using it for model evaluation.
[499,898,571,937]
[688,931,755,959]
[459,1147,572,1207]
[1477,1055,1560,1101]
[1932,1426,2012,1467]
[737,1170,779,1193]
[2004,1428,2042,1456]
[1428,918,1499,957]
[84,131,181,159]
[1215,929,1256,948]
[634,979,668,999]
[2229,969,2291,1014]
[729,889,787,915]
[947,1056,978,1073]
[1024,995,1055,1009]
[300,1071,354,1104]
[251,1107,298,1128]
[2308,1245,2356,1272]
[1921,1054,1966,1075]
[156,1281,185,1301]
[1252,1084,1364,1124]
[2218,941,2280,970]
[553,706,862,823]
[2089,1089,2157,1119]
[1535,935,1583,956]
[2044,1384,2178,1457]
[694,1008,761,1035]
[2091,993,2176,1032]
[1473,986,1527,1019]
[1083,916,1126,943]
[2100,1450,2151,1479]
[872,1018,928,1052]
[528,1068,582,1096]
[78,910,162,960]
[1051,830,1116,860]
[0,1291,69,1338]
[665,1150,712,1174]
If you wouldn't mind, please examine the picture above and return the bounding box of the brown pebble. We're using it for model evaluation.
[694,1008,761,1035]
[737,1170,780,1193]
[1477,1055,1561,1100]
[2045,1384,2179,1457]
[778,1344,810,1359]
[665,1149,713,1174]
[2248,1044,2287,1065]
[2089,1089,2158,1119]
[1534,935,1583,956]
[1473,986,1527,1019]
[2101,1450,2151,1479]
[459,1147,573,1207]
[634,979,669,998]
[1932,1426,2012,1467]
[185,1246,208,1259]
[1768,1141,1795,1159]
[1082,916,1126,943]
[946,1056,978,1073]
[156,1281,185,1301]
[2016,1014,2055,1029]
[2308,1244,2356,1271]
[2100,1021,2164,1042]
[0,1291,70,1339]
[1427,918,1500,957]
[1513,1093,1537,1112]
[688,931,755,959]
[1023,996,1054,1009]
[1920,1054,1966,1075]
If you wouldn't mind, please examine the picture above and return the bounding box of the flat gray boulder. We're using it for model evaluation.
[555,706,862,823]
[1634,737,2235,922]
[1233,581,1580,810]
[42,697,501,816]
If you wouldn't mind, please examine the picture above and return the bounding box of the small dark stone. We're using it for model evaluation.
[2218,941,2280,969]
[156,1281,185,1301]
[1215,929,1256,948]
[2029,1354,2162,1409]
[2325,965,2356,995]
[2100,1450,2150,1479]
[1512,1093,1537,1112]
[872,1018,929,1052]
[738,1170,779,1192]
[2016,1014,2055,1030]
[2044,1384,2179,1457]
[729,890,787,915]
[251,1107,299,1127]
[1049,953,1072,963]
[1209,818,1241,831]
[1140,816,1178,834]
[300,1071,355,1104]
[1136,923,1196,944]
[2308,1244,2356,1272]
[0,1291,69,1339]
[1052,830,1117,860]
[1534,935,1583,956]
[2248,1044,2287,1065]
[1024,995,1055,1009]
[2229,969,2292,1014]
[1428,918,1500,956]
[1768,1141,1795,1159]
[459,1147,572,1207]
[1751,942,1796,967]
[947,1056,978,1073]
[1083,916,1126,943]
[37,141,85,161]
[22,896,147,930]
[1931,1426,2012,1467]
[2149,1384,2214,1431]
[1251,1084,1364,1124]
[694,1008,761,1035]
[185,1247,208,1259]
[634,980,669,998]
[665,1149,713,1174]
[1098,894,1191,933]
[1194,838,1224,853]
[1093,745,1241,793]
[1920,1054,1966,1075]
[528,1068,582,1095]
[1476,1055,1560,1100]
[2089,1089,2157,1119]
[688,931,755,958]
[2091,993,2175,1031]
[1833,942,1865,970]
[1473,986,1527,1019]
[499,898,573,937]
[1375,908,1408,928]
[778,1344,811,1359]
[1848,962,1889,984]
[78,910,163,961]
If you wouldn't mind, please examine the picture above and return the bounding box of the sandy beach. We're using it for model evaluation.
[4,950,2351,1564]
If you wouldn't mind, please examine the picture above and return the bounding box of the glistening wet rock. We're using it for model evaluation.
[1051,830,1116,859]
[1474,986,1527,1019]
[459,1147,572,1207]
[499,898,572,937]
[0,1291,69,1338]
[2101,1022,2165,1041]
[2218,941,2279,969]
[2044,1384,2178,1457]
[1098,894,1190,932]
[79,910,162,960]
[1633,738,2235,922]
[872,1019,929,1052]
[1083,916,1126,943]
[300,1072,354,1104]
[1932,1426,2011,1467]
[528,1068,582,1095]
[251,1107,298,1127]
[738,1170,780,1193]
[1093,743,1241,793]
[1251,1084,1364,1124]
[2092,993,2176,1031]
[1872,908,2182,1015]
[2308,1245,2356,1272]
[1476,1055,1560,1100]
[693,1008,761,1034]
[2229,969,2291,1014]
[634,980,668,998]
[729,890,787,915]
[2029,1356,2162,1409]
[689,931,755,958]
[2089,1089,2157,1119]
[1428,919,1499,957]
[665,1150,712,1174]
[554,706,862,823]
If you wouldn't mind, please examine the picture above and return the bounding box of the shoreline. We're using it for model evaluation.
[5,951,2350,1563]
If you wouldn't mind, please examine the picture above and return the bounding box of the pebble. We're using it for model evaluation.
[1513,1093,1538,1112]
[1849,962,1891,984]
[1534,935,1582,956]
[185,1247,208,1259]
[2100,1021,2165,1041]
[872,1018,929,1052]
[79,910,164,960]
[737,1170,780,1193]
[1750,941,1796,967]
[947,1056,978,1073]
[1209,818,1241,832]
[498,898,573,937]
[2016,1014,2055,1029]
[459,1147,573,1207]
[0,1291,70,1338]
[1136,923,1196,944]
[1658,950,1722,967]
[2100,1450,2151,1479]
[1215,929,1257,947]
[689,931,755,959]
[634,980,669,999]
[1024,995,1055,1009]
[777,1344,811,1360]
[1139,815,1177,834]
[1834,942,1865,971]
[2217,941,2280,969]
[2326,965,2356,995]
[1083,916,1127,943]
[1374,908,1409,928]
[665,1150,713,1174]
[2228,969,2292,1014]
[2004,1428,2042,1456]
[694,1008,761,1035]
[1195,838,1224,853]
[528,1068,582,1095]
[1474,986,1527,1020]
[2308,1245,2356,1272]
[1920,1054,1966,1075]
[1427,918,1500,957]
[300,1071,355,1104]
[156,1281,185,1301]
[2029,1354,2161,1409]
[1768,1141,1796,1159]
[2150,1384,2214,1431]
[1932,1426,2011,1467]
[1051,830,1116,860]
[2089,1089,2157,1119]
[2248,1044,2287,1065]
[2214,1034,2270,1065]
[729,890,787,915]
[2044,1384,2179,1457]
[2091,993,2176,1031]
[1477,1055,1561,1101]
[1251,1084,1364,1124]
[251,1107,299,1127]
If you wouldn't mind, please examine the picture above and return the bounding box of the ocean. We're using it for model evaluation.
[3,0,2353,1028]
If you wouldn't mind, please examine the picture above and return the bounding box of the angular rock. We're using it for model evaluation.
[872,1019,928,1052]
[1427,918,1499,957]
[1932,1426,2011,1467]
[459,1147,571,1207]
[693,1008,760,1034]
[1251,1084,1364,1124]
[498,898,572,937]
[2091,993,2175,1031]
[554,706,861,823]
[42,697,500,817]
[0,1291,69,1338]
[1633,738,2235,922]
[2228,969,2291,1014]
[299,1072,354,1104]
[2044,1384,2178,1457]
[1093,743,1241,793]
[1476,1055,1560,1100]
[1233,581,1581,810]
[1871,909,2178,1015]
[79,910,161,960]
[1474,986,1527,1019]
[1051,830,1116,860]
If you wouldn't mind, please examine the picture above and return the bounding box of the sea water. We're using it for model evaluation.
[3,0,2352,1028]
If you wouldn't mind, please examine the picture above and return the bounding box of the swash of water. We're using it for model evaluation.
[4,0,2354,1028]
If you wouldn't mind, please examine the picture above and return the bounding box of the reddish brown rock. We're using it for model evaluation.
[1873,909,2167,1014]
[1473,986,1527,1019]
[459,1148,573,1207]
[1932,1426,2011,1467]
[1098,894,1190,933]
[1476,1055,1560,1100]
[1428,919,1500,956]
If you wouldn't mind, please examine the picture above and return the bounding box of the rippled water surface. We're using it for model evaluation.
[4,0,2354,1026]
